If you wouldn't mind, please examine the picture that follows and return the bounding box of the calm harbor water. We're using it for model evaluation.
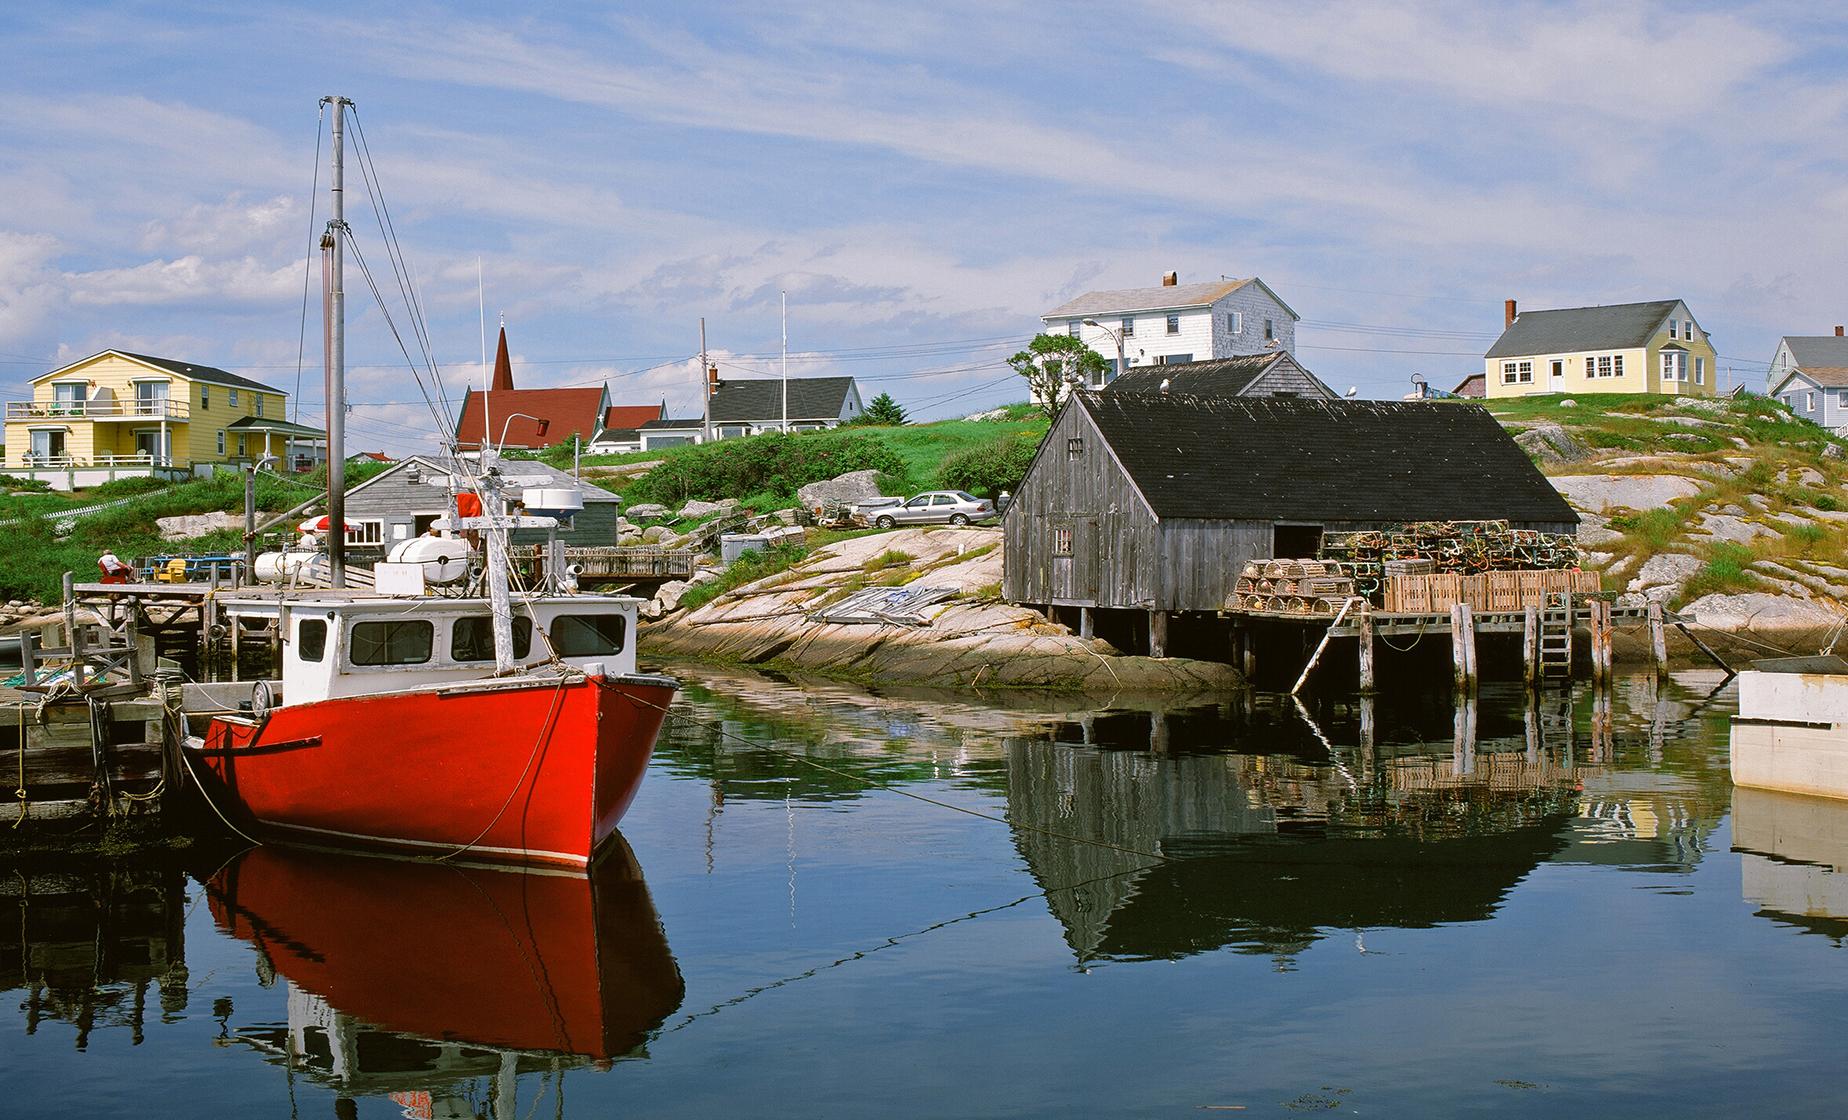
[5,666,1846,1117]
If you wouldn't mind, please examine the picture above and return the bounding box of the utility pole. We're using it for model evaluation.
[781,290,788,433]
[321,95,351,589]
[700,317,710,444]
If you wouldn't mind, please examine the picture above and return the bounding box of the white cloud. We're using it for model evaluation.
[64,254,300,307]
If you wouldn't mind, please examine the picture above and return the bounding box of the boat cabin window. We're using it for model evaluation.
[298,618,328,662]
[451,616,532,661]
[350,620,434,666]
[551,614,626,657]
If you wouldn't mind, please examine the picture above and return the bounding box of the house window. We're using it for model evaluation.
[200,384,209,410]
[1066,437,1083,459]
[217,430,226,455]
[297,619,327,662]
[1585,357,1596,378]
[237,435,247,457]
[1121,316,1134,337]
[1667,318,1678,339]
[1661,351,1685,381]
[1808,391,1818,411]
[1165,314,1180,335]
[1154,353,1193,365]
[1501,361,1532,384]
[351,520,385,545]
[1052,527,1073,556]
[1597,355,1614,378]
[1694,357,1705,384]
[349,619,434,666]
[1069,320,1083,338]
[1613,354,1624,376]
[1264,318,1276,340]
[229,388,239,408]
[255,395,265,417]
[1228,311,1243,334]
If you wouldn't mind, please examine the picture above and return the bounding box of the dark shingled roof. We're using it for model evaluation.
[641,417,704,430]
[115,351,285,394]
[1485,301,1679,359]
[708,376,856,423]
[1107,352,1332,398]
[1076,394,1576,524]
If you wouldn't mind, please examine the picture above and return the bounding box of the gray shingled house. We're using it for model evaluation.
[707,376,863,438]
[1002,394,1576,655]
[340,455,623,553]
[1104,351,1337,399]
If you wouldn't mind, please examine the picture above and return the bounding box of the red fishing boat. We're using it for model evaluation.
[180,95,676,868]
[205,840,684,1099]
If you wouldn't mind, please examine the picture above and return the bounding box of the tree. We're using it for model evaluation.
[936,433,1041,498]
[855,392,908,426]
[1006,333,1108,419]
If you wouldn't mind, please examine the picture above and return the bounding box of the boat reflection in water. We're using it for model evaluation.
[1733,786,1848,942]
[205,837,683,1116]
[1009,700,1592,965]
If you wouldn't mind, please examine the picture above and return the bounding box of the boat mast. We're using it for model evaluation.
[321,95,351,588]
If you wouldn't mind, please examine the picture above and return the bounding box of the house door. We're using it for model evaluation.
[51,383,85,415]
[1549,360,1564,391]
[134,430,166,462]
[29,429,66,463]
[135,381,168,416]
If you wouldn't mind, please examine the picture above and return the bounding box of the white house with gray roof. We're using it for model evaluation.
[1041,273,1299,388]
[1769,329,1848,433]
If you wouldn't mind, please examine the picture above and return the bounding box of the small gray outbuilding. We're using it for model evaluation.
[340,455,623,553]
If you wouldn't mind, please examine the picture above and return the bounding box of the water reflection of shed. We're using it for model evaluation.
[1006,735,1579,963]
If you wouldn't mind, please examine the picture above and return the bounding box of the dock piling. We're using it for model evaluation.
[1647,600,1668,676]
[1357,606,1376,695]
[1522,605,1539,690]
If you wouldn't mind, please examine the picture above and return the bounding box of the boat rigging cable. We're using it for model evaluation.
[292,102,325,425]
[614,689,1172,865]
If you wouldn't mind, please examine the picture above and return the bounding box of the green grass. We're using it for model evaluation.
[1680,541,1759,601]
[861,549,913,572]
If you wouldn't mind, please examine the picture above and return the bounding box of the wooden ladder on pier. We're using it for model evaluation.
[1538,594,1573,679]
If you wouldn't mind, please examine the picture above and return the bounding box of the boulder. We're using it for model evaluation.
[1625,552,1703,602]
[678,499,727,520]
[627,503,671,520]
[1825,443,1847,461]
[653,579,691,613]
[1551,473,1703,513]
[1682,592,1841,631]
[156,511,245,541]
[1694,513,1775,545]
[641,525,669,544]
[1513,423,1591,464]
[796,469,887,510]
[1576,510,1623,548]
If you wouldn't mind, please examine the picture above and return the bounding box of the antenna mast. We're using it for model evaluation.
[781,290,788,434]
[700,317,710,444]
[321,95,351,588]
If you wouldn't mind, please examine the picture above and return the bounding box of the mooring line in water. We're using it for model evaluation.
[622,691,1172,865]
[653,860,1163,1038]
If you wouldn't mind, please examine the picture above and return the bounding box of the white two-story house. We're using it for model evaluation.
[1769,330,1848,434]
[1041,273,1300,388]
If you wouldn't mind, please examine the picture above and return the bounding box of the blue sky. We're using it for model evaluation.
[3,2,1845,453]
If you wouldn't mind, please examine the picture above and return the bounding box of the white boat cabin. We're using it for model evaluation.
[221,593,643,703]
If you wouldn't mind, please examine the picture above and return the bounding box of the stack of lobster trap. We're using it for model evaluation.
[1230,520,1597,617]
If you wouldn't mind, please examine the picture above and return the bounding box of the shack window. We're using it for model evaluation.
[1067,437,1083,459]
[350,619,434,666]
[451,616,532,662]
[298,618,327,662]
[552,614,626,657]
[1052,527,1073,556]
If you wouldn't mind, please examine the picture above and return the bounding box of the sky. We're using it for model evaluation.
[3,1,1845,455]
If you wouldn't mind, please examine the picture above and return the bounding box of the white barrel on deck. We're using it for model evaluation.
[386,536,474,584]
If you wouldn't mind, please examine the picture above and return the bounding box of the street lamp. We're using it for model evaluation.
[493,412,549,461]
[1081,319,1127,387]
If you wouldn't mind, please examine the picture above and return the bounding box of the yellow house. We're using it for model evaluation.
[3,350,324,489]
[1483,299,1717,399]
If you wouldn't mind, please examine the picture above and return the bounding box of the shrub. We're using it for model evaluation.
[935,433,1042,498]
[89,475,175,499]
[626,431,906,506]
[677,541,811,613]
[0,474,53,493]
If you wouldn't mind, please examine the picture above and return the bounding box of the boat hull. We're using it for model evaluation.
[194,673,676,868]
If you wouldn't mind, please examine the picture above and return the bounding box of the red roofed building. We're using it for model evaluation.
[453,326,610,451]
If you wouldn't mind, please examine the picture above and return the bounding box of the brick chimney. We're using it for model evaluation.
[1161,271,1178,287]
[1836,325,1844,337]
[1505,299,1518,329]
[707,365,720,396]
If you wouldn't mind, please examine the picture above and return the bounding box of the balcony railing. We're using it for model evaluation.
[6,399,191,421]
[12,453,173,469]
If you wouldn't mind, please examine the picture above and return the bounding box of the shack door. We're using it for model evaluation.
[1273,523,1323,559]
[1048,517,1098,603]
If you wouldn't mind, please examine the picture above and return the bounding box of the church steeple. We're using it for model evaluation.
[490,324,514,391]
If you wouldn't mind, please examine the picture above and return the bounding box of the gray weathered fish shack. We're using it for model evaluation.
[1002,393,1576,655]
